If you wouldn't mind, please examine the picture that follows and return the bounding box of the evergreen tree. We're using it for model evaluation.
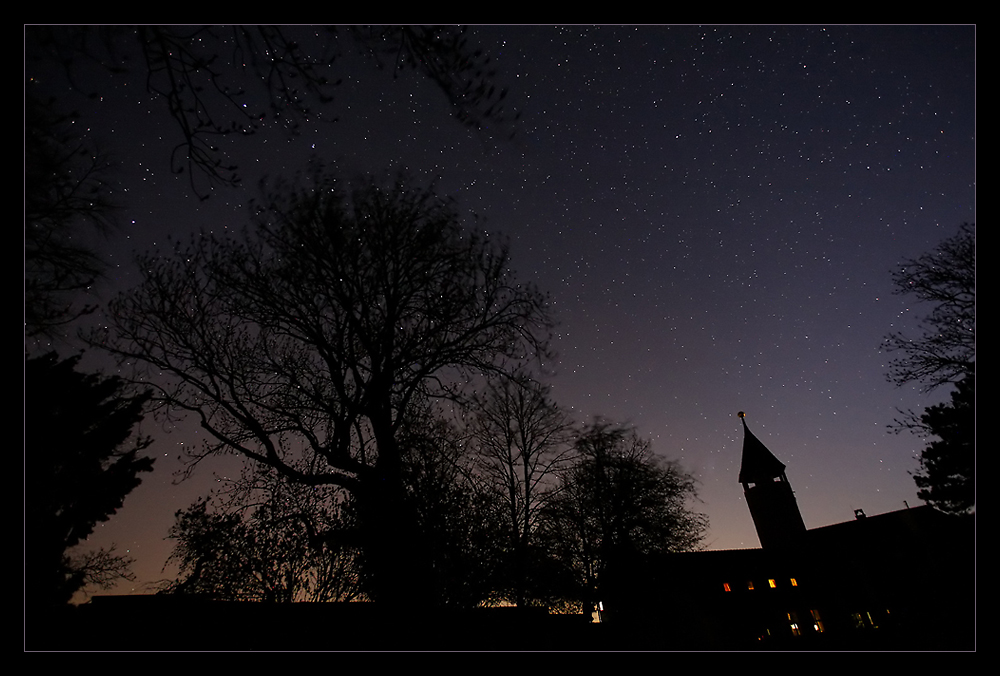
[24,352,153,608]
[914,374,975,514]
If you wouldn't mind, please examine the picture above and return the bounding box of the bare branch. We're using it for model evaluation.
[882,222,975,393]
[93,170,552,603]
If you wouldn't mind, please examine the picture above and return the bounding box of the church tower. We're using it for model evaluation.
[737,412,807,549]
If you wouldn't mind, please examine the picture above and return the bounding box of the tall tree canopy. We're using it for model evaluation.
[95,170,553,604]
[24,352,154,608]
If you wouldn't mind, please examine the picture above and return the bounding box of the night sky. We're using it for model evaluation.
[27,25,976,597]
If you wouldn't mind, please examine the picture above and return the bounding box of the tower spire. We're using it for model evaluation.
[737,412,807,549]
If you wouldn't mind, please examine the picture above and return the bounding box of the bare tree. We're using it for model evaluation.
[882,222,975,393]
[539,420,707,617]
[24,91,118,342]
[26,26,519,199]
[161,479,361,603]
[398,400,509,608]
[468,376,576,606]
[94,170,553,605]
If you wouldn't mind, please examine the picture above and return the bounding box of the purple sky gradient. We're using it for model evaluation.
[27,25,975,596]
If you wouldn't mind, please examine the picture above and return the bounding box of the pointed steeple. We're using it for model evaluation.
[737,412,807,549]
[738,411,788,485]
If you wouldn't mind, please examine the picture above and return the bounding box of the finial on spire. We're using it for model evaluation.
[738,411,746,419]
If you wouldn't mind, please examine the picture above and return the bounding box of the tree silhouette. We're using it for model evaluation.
[539,420,707,617]
[24,352,154,609]
[25,24,519,337]
[161,483,361,603]
[912,373,975,514]
[24,90,118,342]
[881,223,975,512]
[95,170,553,605]
[467,376,576,606]
[883,222,975,393]
[398,402,509,608]
[26,25,518,199]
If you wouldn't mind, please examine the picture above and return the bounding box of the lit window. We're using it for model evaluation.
[747,581,754,590]
[768,579,777,588]
[811,609,825,633]
[788,611,802,637]
[790,578,798,587]
[723,583,732,592]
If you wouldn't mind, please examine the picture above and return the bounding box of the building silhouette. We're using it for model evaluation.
[34,412,973,650]
[610,412,975,649]
[737,411,807,550]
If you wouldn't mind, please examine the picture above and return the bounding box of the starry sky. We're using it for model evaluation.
[27,25,976,596]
